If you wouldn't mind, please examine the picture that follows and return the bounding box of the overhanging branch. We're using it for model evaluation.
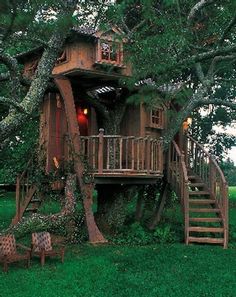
[0,96,26,113]
[219,14,236,46]
[188,0,215,22]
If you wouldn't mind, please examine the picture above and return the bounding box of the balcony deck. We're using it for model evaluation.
[72,132,163,184]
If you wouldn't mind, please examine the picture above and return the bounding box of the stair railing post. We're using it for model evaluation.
[223,182,229,248]
[180,153,189,244]
[146,136,151,174]
[209,158,216,197]
[98,128,104,174]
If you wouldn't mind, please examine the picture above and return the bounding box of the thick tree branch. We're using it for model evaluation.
[198,98,236,110]
[0,53,21,100]
[219,14,236,46]
[0,1,78,142]
[188,0,215,22]
[0,96,26,112]
[207,54,236,79]
[191,44,236,63]
[195,62,205,83]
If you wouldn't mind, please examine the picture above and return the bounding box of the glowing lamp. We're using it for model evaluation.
[83,108,88,115]
[187,117,192,125]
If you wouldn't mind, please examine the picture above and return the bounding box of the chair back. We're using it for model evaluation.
[0,235,16,256]
[32,232,52,252]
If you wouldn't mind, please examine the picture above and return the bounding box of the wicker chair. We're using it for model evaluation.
[0,234,31,272]
[31,232,65,266]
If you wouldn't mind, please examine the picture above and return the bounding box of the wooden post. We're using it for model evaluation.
[146,136,151,174]
[223,182,229,249]
[209,159,216,196]
[98,128,104,174]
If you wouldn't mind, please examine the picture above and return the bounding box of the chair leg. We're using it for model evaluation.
[40,251,45,267]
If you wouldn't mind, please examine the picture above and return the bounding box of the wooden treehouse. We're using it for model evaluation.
[13,27,229,247]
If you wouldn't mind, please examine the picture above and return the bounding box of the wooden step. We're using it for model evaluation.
[189,208,220,213]
[30,199,41,203]
[188,227,224,233]
[189,199,216,205]
[188,236,224,244]
[189,191,210,195]
[25,207,38,212]
[189,183,205,187]
[188,175,199,180]
[189,217,222,223]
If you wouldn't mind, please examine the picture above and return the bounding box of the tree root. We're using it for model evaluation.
[0,174,85,242]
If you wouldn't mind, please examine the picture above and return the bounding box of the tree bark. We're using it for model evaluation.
[54,77,107,244]
[135,186,145,222]
[1,174,79,239]
[148,181,170,230]
[0,2,77,142]
[96,185,128,234]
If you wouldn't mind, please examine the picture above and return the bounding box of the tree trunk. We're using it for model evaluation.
[135,186,145,221]
[148,181,170,230]
[54,77,107,244]
[96,184,129,234]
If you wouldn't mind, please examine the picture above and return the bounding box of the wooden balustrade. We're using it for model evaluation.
[77,130,163,176]
[184,134,228,243]
[168,141,189,242]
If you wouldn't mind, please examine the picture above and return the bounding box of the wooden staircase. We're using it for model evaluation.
[168,135,228,248]
[12,161,41,225]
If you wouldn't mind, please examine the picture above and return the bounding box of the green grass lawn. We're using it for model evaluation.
[229,186,236,200]
[1,191,236,297]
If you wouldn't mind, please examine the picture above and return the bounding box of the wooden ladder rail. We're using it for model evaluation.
[168,141,189,244]
[184,134,229,248]
[14,158,35,224]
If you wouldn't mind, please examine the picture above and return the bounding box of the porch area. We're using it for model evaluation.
[67,130,163,183]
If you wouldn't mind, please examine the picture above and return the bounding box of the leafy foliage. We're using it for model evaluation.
[0,117,39,184]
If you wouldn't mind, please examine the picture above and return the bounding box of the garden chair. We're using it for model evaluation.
[31,232,65,266]
[0,234,31,272]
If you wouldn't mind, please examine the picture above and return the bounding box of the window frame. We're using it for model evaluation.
[96,39,123,66]
[149,107,164,129]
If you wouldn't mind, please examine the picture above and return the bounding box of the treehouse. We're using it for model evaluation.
[13,27,229,248]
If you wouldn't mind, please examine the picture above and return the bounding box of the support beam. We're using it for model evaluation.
[54,76,107,244]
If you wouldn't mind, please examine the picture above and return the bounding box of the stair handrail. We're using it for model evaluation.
[185,134,228,247]
[168,141,189,243]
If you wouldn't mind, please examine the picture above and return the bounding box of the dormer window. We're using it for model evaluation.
[101,42,118,63]
[96,39,123,66]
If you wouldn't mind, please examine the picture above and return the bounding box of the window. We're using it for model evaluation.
[101,42,118,62]
[96,40,123,65]
[150,108,164,128]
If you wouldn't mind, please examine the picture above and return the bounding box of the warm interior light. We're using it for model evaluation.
[83,108,88,115]
[187,117,192,125]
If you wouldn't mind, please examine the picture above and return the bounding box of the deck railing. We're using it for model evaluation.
[168,141,189,242]
[76,129,163,175]
[184,134,228,245]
